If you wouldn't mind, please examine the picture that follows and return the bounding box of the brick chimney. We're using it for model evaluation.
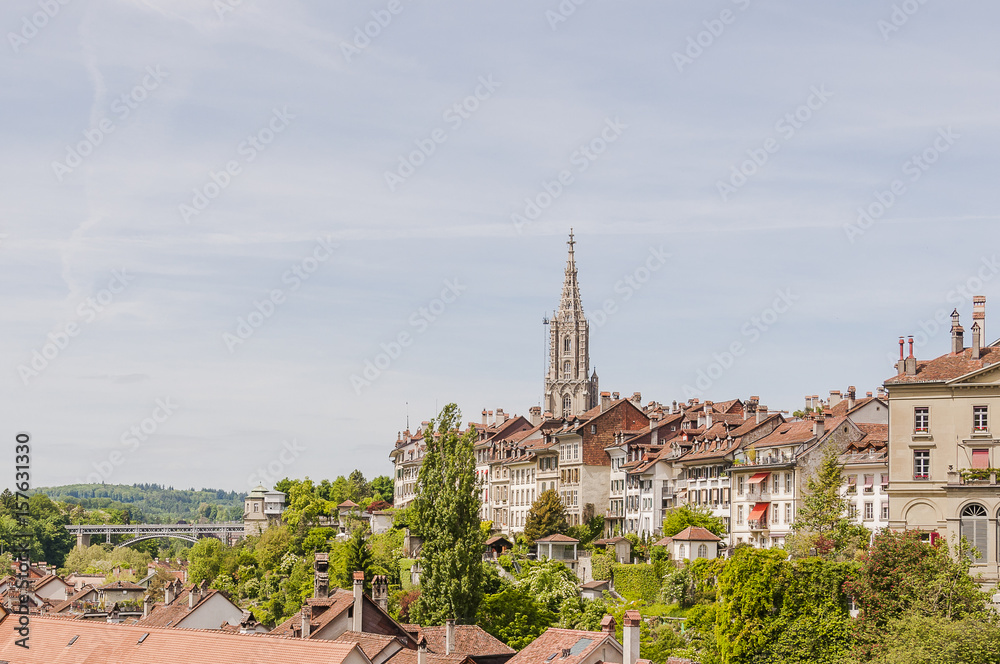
[756,406,768,425]
[623,610,641,664]
[601,614,615,636]
[446,618,455,654]
[972,322,982,360]
[352,571,364,631]
[301,603,311,639]
[813,415,825,438]
[973,295,986,343]
[314,553,329,599]
[951,310,965,354]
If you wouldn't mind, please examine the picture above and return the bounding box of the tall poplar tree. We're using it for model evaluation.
[410,404,485,625]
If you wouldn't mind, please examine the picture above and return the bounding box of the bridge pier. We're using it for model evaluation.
[77,533,91,549]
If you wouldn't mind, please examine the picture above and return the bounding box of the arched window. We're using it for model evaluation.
[697,544,708,558]
[961,504,988,562]
[562,395,572,415]
[564,336,571,353]
[563,361,571,379]
[678,544,686,559]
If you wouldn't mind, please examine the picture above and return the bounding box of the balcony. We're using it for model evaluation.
[748,519,768,531]
[948,469,999,486]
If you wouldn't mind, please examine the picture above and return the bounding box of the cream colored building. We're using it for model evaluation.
[885,303,1000,586]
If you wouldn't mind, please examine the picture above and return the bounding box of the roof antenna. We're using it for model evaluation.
[406,402,409,430]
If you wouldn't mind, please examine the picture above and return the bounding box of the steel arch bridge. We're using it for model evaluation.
[65,522,246,549]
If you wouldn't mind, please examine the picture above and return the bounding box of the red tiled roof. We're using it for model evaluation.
[139,586,232,628]
[51,585,98,613]
[100,580,146,591]
[581,580,610,589]
[271,591,355,637]
[749,420,816,448]
[420,624,515,656]
[385,649,471,664]
[0,613,367,664]
[670,526,721,542]
[506,628,619,664]
[334,630,402,659]
[885,346,1000,384]
[535,533,579,543]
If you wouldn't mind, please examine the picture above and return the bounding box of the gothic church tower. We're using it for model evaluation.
[545,230,599,418]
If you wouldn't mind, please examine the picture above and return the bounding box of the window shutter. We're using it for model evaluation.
[972,449,989,469]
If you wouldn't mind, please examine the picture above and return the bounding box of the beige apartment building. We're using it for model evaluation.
[886,300,1000,585]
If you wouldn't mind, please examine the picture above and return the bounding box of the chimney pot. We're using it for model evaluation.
[352,571,364,631]
[972,322,982,360]
[623,610,641,664]
[301,604,312,639]
[813,416,825,438]
[973,295,986,343]
[418,638,428,664]
[446,618,456,655]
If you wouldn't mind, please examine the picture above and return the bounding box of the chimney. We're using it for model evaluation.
[600,614,615,636]
[164,582,176,605]
[829,390,841,407]
[623,610,641,664]
[972,322,982,360]
[951,310,965,354]
[314,553,329,599]
[866,391,873,398]
[804,395,812,411]
[143,595,151,618]
[446,618,455,655]
[973,295,986,343]
[373,575,388,613]
[877,386,887,399]
[905,336,917,375]
[756,406,768,425]
[631,392,641,406]
[189,584,200,609]
[704,406,713,429]
[352,571,364,631]
[482,409,488,426]
[612,392,620,401]
[671,400,678,414]
[496,408,504,424]
[847,386,856,410]
[417,638,428,664]
[529,406,541,426]
[600,392,611,412]
[813,415,825,438]
[301,603,311,639]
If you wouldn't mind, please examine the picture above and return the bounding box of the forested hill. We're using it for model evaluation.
[34,483,247,523]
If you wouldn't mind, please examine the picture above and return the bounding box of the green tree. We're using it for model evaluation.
[661,503,727,538]
[348,470,371,503]
[871,613,1000,664]
[523,489,568,543]
[371,476,394,504]
[786,447,868,558]
[409,404,485,625]
[188,537,225,584]
[345,528,373,591]
[477,585,555,649]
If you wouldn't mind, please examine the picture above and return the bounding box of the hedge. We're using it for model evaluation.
[399,558,416,591]
[592,551,614,581]
[612,563,660,604]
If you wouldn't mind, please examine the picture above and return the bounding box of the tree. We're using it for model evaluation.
[477,585,555,649]
[871,613,1000,664]
[188,537,225,585]
[345,528,373,592]
[786,447,868,558]
[348,470,372,503]
[371,476,394,504]
[661,504,727,538]
[523,489,568,543]
[409,404,486,625]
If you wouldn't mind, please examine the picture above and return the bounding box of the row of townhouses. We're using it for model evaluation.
[390,235,1000,586]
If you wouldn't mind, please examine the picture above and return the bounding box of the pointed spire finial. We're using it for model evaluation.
[567,228,575,252]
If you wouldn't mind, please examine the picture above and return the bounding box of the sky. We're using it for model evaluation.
[2,1,999,492]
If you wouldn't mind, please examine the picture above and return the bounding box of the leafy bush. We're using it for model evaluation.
[612,563,660,604]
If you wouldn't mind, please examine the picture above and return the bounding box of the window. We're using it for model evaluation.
[847,476,857,494]
[773,505,780,525]
[591,424,597,434]
[697,544,708,558]
[563,361,571,379]
[960,504,988,563]
[914,407,929,433]
[573,444,579,460]
[974,406,988,432]
[562,395,572,414]
[864,502,873,520]
[972,449,989,469]
[881,502,889,520]
[564,336,571,353]
[914,450,930,479]
[738,475,745,496]
[678,543,686,559]
[737,504,744,525]
[785,472,792,493]
[848,504,858,519]
[863,474,874,494]
[785,503,792,524]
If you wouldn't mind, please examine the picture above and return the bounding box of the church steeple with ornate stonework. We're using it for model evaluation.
[545,230,599,418]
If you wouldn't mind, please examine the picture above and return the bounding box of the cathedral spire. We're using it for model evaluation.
[559,228,584,319]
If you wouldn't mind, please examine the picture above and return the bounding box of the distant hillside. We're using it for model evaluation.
[35,483,247,523]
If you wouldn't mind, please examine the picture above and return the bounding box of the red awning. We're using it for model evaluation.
[747,472,769,485]
[748,502,769,521]
[972,449,989,469]
[863,475,874,487]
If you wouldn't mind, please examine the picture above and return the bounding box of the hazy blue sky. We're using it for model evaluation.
[3,1,999,491]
